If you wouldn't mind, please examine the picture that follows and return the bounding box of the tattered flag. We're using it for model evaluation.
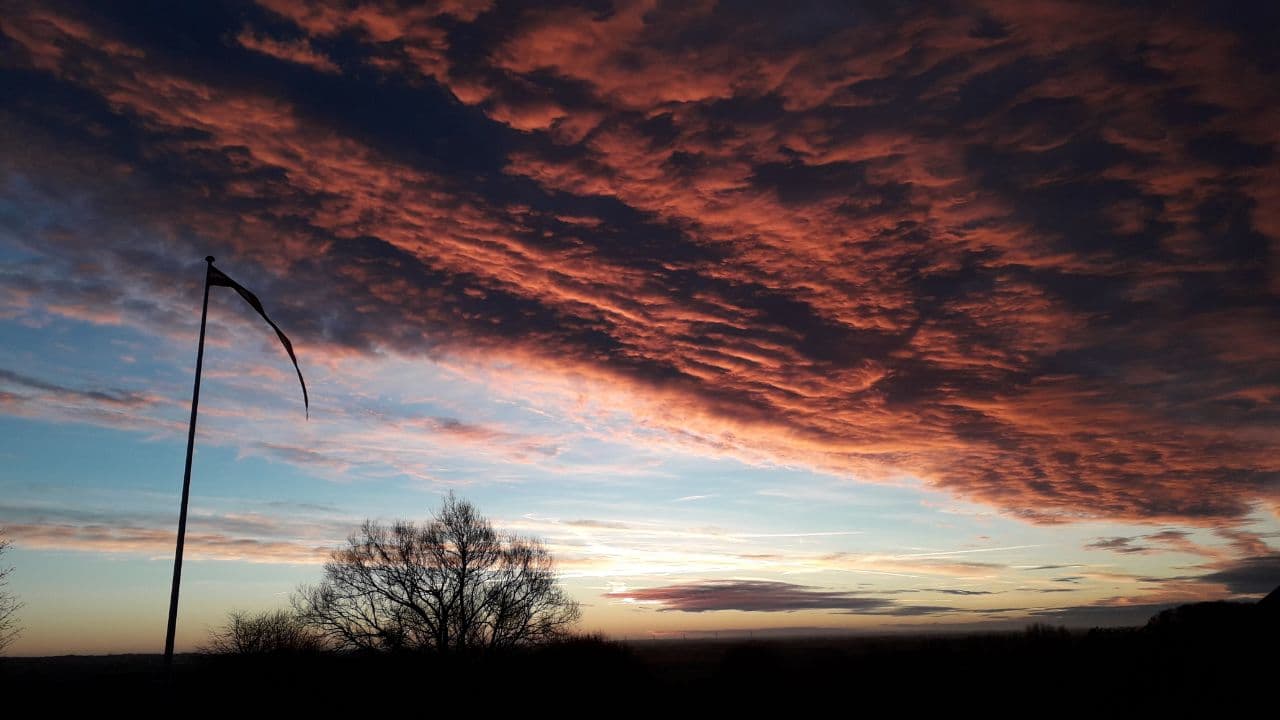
[208,264,309,417]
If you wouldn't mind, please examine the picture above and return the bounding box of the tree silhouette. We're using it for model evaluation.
[202,609,329,656]
[0,529,21,654]
[294,493,580,654]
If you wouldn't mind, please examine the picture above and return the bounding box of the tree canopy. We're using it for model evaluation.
[294,494,580,654]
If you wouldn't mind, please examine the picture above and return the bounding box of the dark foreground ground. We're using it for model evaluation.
[2,599,1276,713]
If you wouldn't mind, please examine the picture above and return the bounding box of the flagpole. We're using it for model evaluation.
[164,256,215,672]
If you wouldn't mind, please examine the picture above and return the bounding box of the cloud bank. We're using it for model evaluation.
[1,0,1278,526]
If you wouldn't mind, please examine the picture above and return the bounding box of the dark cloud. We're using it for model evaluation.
[606,580,956,615]
[1086,530,1212,557]
[1027,603,1179,628]
[607,580,1195,627]
[1087,537,1149,554]
[2,0,1279,526]
[0,368,158,408]
[878,588,998,596]
[1196,554,1280,595]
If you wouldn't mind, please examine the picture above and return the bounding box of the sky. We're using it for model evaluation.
[1,0,1278,656]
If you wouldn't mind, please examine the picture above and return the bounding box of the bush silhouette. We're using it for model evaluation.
[201,609,329,656]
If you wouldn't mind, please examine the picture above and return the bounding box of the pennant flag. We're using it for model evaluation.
[208,264,309,417]
[165,257,311,670]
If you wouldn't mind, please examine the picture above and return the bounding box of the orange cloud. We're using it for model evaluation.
[2,1,1277,528]
[235,30,340,73]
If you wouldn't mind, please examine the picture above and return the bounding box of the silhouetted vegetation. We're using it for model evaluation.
[1022,621,1073,642]
[200,609,330,656]
[4,589,1277,711]
[0,530,20,654]
[293,493,580,654]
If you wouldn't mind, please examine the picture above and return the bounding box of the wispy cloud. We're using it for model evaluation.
[0,501,356,564]
[6,522,330,564]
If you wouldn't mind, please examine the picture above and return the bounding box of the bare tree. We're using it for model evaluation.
[201,609,329,655]
[294,493,580,654]
[0,530,21,654]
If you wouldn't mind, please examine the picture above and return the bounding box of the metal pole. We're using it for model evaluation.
[164,256,215,672]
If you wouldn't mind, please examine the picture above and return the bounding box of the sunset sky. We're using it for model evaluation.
[1,0,1278,656]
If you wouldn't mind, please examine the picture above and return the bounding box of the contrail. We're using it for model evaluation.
[892,544,1041,559]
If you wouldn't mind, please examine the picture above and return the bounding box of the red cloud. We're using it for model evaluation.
[2,1,1277,527]
[235,30,340,74]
